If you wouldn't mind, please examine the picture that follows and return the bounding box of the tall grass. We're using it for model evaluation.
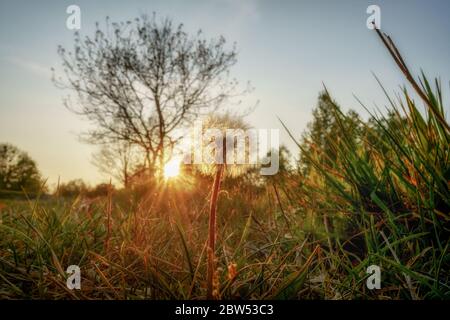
[279,30,449,299]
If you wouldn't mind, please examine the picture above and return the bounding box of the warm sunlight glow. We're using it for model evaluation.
[164,158,181,179]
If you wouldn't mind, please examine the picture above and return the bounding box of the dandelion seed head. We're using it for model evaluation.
[195,112,255,178]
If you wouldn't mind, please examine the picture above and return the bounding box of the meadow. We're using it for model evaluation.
[0,29,449,300]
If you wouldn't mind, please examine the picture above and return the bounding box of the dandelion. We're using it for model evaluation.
[195,113,254,299]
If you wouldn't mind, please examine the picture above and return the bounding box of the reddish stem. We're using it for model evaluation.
[207,164,224,299]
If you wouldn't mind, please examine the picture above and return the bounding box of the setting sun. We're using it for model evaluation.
[163,158,181,179]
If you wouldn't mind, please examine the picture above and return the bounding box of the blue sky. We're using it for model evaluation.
[1,0,449,186]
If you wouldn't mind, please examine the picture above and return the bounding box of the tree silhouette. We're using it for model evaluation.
[54,14,243,177]
[299,91,362,175]
[0,143,43,193]
[91,141,142,188]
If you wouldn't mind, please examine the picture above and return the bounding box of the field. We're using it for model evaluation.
[0,20,449,301]
[1,71,449,300]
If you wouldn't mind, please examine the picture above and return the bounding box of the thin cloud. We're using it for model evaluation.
[4,56,52,78]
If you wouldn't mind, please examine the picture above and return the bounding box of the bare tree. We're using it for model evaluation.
[54,14,244,177]
[91,141,142,188]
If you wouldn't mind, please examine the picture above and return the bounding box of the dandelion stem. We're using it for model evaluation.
[207,163,224,299]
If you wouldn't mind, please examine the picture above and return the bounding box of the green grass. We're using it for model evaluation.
[0,186,317,299]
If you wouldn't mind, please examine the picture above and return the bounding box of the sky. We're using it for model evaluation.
[1,0,449,187]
